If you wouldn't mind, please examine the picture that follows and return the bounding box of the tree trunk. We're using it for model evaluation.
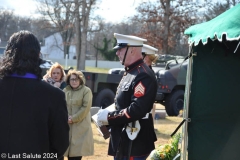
[75,0,81,70]
[163,0,170,55]
[80,30,87,70]
[75,0,90,70]
[64,45,69,60]
[79,0,90,70]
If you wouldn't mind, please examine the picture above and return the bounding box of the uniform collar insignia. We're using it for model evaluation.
[125,59,144,72]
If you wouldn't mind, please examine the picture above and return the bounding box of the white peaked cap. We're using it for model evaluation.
[142,44,158,55]
[113,33,147,50]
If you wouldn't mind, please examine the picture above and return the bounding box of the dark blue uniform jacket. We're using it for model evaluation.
[107,59,157,157]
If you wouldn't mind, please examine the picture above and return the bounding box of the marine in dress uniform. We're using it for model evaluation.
[97,33,158,160]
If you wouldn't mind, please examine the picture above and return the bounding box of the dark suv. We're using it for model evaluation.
[155,59,187,116]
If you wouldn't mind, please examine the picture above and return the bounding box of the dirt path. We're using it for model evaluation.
[155,103,165,110]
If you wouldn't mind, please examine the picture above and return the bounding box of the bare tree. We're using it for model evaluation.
[203,0,240,21]
[62,0,100,70]
[36,0,75,59]
[73,0,99,70]
[0,9,14,42]
[31,18,56,44]
[37,0,101,70]
[87,22,114,62]
[0,7,62,49]
[131,0,202,55]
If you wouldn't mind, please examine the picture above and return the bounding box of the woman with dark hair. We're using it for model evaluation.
[0,30,42,78]
[0,30,69,159]
[43,62,67,90]
[62,70,94,160]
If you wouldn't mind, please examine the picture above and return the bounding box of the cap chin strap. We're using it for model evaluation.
[142,53,146,60]
[122,47,129,65]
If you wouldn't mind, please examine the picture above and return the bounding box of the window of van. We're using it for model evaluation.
[0,47,5,56]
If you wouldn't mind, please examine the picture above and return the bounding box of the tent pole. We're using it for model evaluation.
[181,44,194,160]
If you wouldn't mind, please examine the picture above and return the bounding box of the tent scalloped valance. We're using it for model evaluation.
[184,3,240,46]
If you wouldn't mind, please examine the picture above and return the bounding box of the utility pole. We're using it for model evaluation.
[95,38,98,67]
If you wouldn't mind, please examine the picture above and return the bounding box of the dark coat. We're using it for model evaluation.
[107,59,157,157]
[0,76,69,159]
[60,82,67,90]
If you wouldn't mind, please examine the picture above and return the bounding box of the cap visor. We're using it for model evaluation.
[113,45,126,50]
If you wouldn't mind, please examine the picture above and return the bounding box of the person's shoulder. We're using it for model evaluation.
[39,79,51,87]
[133,64,156,78]
[132,63,152,74]
[63,85,71,92]
[83,85,92,92]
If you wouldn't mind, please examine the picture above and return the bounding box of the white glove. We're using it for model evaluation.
[97,108,109,126]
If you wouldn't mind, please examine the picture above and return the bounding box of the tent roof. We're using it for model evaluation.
[184,4,240,46]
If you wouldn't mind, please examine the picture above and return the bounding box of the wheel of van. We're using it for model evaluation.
[95,89,115,109]
[165,90,184,116]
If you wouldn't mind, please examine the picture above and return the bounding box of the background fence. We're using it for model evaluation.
[48,58,124,69]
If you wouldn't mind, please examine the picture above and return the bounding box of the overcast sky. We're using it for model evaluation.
[1,0,154,23]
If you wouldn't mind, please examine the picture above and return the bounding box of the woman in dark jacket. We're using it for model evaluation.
[43,62,67,90]
[0,30,69,159]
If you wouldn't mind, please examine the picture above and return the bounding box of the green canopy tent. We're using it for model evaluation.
[181,4,240,160]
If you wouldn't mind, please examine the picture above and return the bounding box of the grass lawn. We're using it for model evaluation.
[77,116,183,160]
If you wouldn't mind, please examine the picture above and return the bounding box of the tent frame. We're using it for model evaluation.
[180,44,195,160]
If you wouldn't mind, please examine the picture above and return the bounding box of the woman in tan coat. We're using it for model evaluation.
[62,70,94,160]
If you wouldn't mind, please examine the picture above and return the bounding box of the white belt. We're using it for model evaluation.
[142,113,150,119]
